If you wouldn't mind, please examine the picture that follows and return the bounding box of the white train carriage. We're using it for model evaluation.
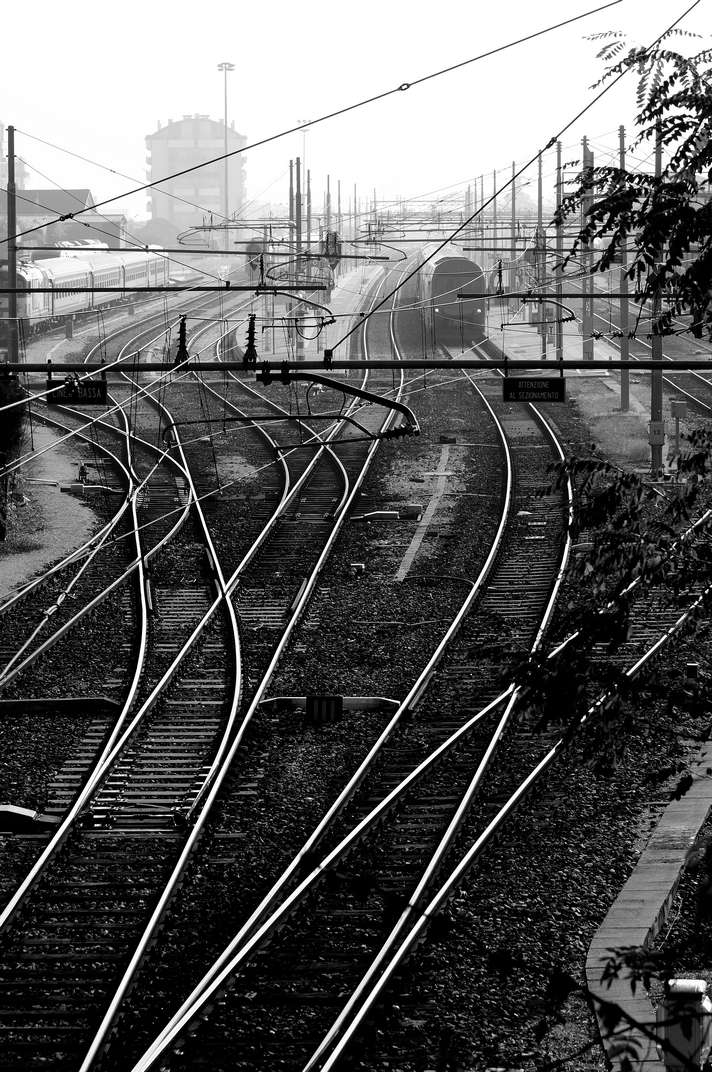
[8,249,171,340]
[40,257,93,320]
[81,251,125,308]
[122,251,152,289]
[147,252,168,287]
[17,262,53,332]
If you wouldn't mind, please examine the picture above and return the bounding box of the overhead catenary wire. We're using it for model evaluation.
[15,130,289,231]
[8,162,226,285]
[326,0,705,355]
[0,3,623,249]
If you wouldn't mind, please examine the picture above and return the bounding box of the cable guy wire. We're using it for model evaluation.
[1,2,622,247]
[326,0,704,354]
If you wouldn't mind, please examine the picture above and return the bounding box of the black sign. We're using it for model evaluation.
[502,376,566,403]
[47,378,108,406]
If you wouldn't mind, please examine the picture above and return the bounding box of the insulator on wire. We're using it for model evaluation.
[243,314,258,368]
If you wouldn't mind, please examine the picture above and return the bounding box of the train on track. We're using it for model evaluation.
[0,249,170,340]
[416,243,487,348]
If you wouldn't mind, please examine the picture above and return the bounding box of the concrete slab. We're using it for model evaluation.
[586,741,712,1070]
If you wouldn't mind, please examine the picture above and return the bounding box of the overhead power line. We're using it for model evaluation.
[325,0,705,354]
[2,1,622,248]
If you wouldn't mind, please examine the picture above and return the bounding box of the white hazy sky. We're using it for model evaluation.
[2,0,707,222]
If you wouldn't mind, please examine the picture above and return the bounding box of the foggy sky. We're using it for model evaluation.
[1,0,705,222]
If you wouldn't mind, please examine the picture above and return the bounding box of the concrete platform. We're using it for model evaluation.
[586,741,712,1070]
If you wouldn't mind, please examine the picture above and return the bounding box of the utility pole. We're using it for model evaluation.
[7,125,18,366]
[217,62,234,253]
[295,157,303,358]
[479,175,484,250]
[337,179,341,233]
[537,151,547,359]
[492,169,497,259]
[353,183,357,242]
[510,161,516,305]
[306,168,312,263]
[555,141,564,364]
[289,160,294,235]
[582,136,594,361]
[295,157,302,260]
[619,124,630,411]
[650,121,664,474]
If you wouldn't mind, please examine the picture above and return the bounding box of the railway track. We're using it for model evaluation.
[123,292,712,1072]
[0,262,417,1070]
[113,290,574,1071]
[9,251,706,1070]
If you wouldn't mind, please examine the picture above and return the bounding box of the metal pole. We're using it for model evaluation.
[217,62,234,253]
[7,125,18,365]
[224,68,228,249]
[650,122,664,474]
[295,158,302,256]
[353,183,357,242]
[289,160,294,233]
[326,174,331,232]
[556,141,564,365]
[538,151,547,359]
[619,124,630,411]
[306,168,311,260]
[510,160,516,304]
[296,157,303,358]
[492,170,497,257]
[582,136,594,361]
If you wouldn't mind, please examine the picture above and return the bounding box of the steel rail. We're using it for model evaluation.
[0,410,131,614]
[565,276,712,415]
[76,326,246,1071]
[128,267,516,1071]
[121,265,407,1069]
[129,303,712,1072]
[0,407,153,936]
[310,556,712,1072]
[302,382,574,1071]
[0,421,192,691]
[0,275,256,480]
[0,317,213,934]
[77,296,359,1070]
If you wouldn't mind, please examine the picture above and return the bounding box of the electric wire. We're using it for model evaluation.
[1,3,623,248]
[328,0,705,354]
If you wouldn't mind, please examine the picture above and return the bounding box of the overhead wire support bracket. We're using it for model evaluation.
[254,367,420,438]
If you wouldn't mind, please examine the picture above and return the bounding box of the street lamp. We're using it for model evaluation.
[217,62,235,253]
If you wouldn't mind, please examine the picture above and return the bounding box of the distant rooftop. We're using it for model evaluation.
[148,115,243,139]
[15,189,95,217]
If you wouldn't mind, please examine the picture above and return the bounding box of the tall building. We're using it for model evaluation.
[145,115,246,239]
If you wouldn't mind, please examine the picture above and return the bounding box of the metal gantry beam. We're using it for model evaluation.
[7,358,712,374]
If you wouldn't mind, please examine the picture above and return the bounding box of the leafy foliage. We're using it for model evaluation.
[555,33,712,338]
[600,945,673,994]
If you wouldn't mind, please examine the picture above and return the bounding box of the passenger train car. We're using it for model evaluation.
[0,250,170,341]
[416,243,486,348]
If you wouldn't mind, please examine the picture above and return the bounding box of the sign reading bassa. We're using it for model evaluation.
[502,377,566,403]
[47,378,108,406]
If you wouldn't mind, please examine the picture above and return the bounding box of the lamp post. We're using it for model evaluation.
[217,62,234,253]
